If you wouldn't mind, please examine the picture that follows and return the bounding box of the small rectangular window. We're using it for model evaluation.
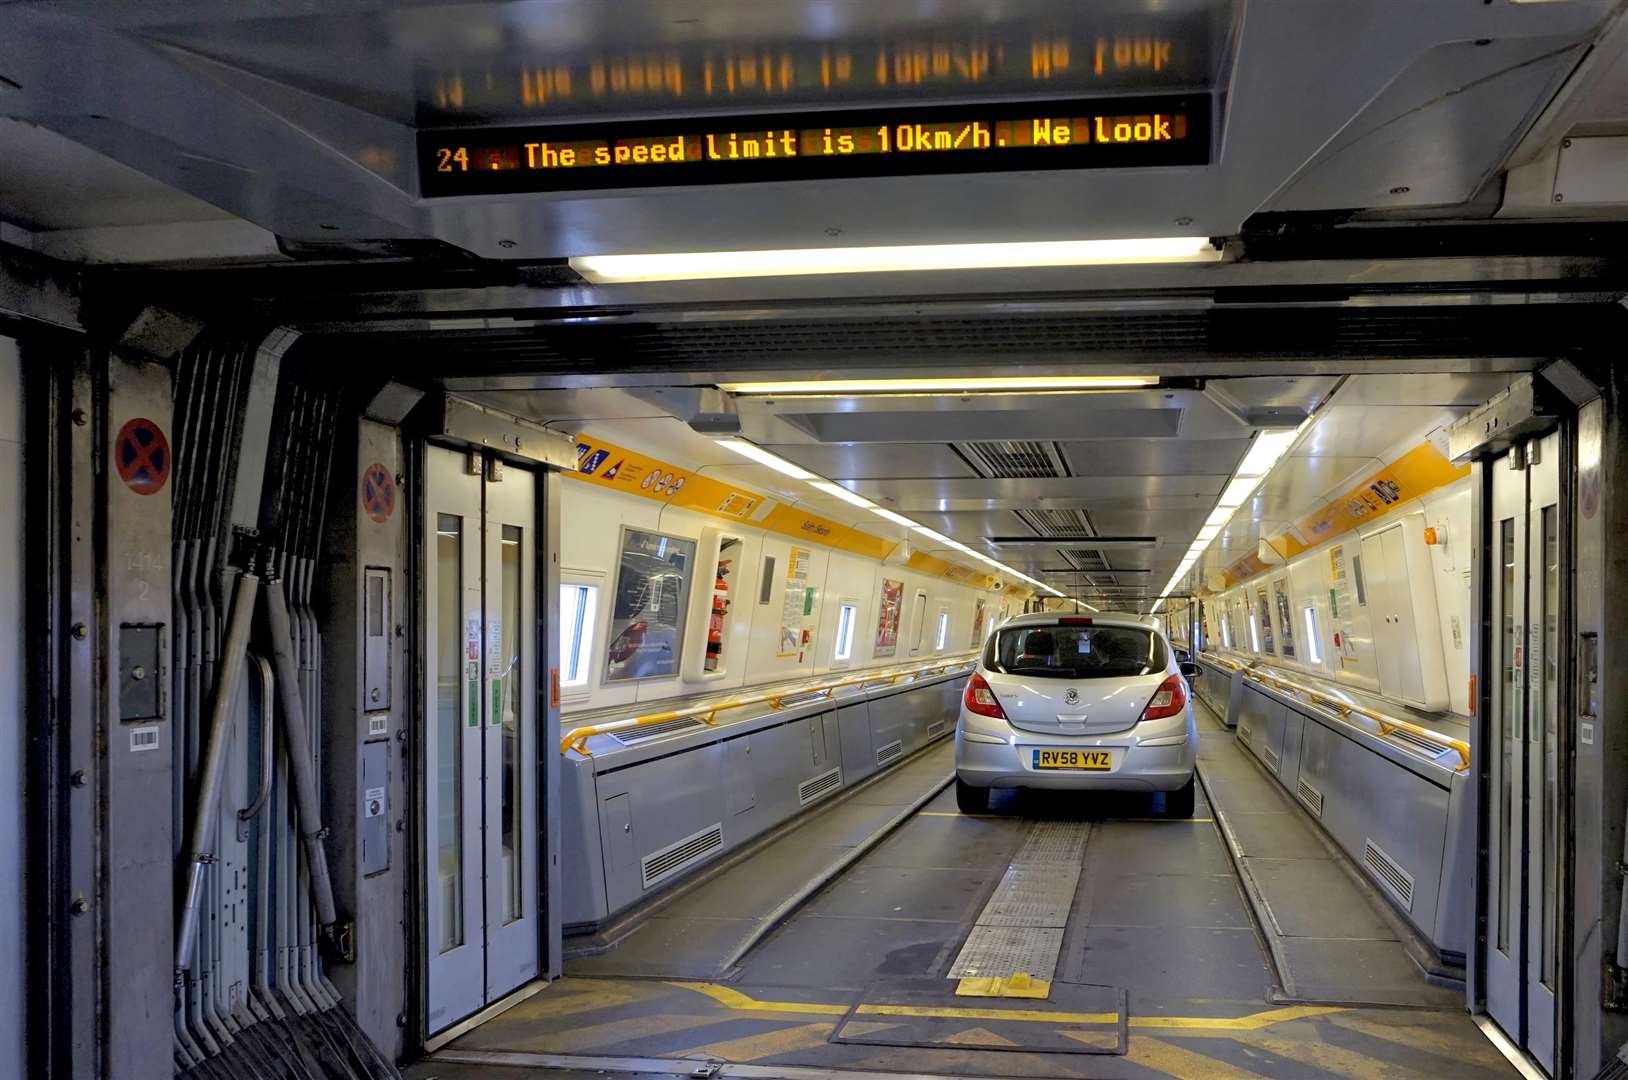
[935,610,950,651]
[834,603,857,662]
[1220,617,1232,650]
[911,593,928,652]
[1351,554,1368,606]
[1249,612,1261,653]
[1303,606,1323,664]
[558,583,600,688]
[759,556,776,604]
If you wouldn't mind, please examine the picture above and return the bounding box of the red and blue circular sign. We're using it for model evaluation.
[362,463,397,523]
[114,418,170,496]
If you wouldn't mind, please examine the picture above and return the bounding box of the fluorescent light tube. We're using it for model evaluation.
[721,374,1158,395]
[572,237,1223,283]
[1204,507,1234,529]
[713,438,815,480]
[867,506,917,528]
[1217,475,1262,508]
[1235,428,1301,477]
[911,526,954,546]
[809,480,875,509]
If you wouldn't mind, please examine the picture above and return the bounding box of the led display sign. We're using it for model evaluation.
[419,94,1208,196]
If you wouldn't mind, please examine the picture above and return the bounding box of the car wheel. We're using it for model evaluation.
[1164,775,1196,818]
[956,778,989,814]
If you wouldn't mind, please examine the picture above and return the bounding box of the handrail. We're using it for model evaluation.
[560,653,978,757]
[1240,665,1471,772]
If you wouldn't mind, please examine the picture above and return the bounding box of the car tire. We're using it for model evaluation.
[1164,775,1196,818]
[956,778,989,814]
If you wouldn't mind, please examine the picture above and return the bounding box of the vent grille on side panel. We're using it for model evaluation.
[798,767,843,806]
[1296,778,1325,818]
[612,717,710,746]
[1363,839,1415,912]
[926,719,947,738]
[1385,728,1448,760]
[876,740,904,767]
[961,441,1063,479]
[640,823,725,888]
[1262,744,1280,771]
[1237,722,1253,743]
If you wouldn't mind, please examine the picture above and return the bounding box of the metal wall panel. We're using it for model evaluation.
[836,702,876,787]
[104,354,175,1080]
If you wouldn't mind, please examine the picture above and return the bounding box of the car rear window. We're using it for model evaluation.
[986,623,1165,679]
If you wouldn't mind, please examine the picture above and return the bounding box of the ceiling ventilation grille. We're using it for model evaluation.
[1060,549,1111,571]
[961,441,1064,479]
[1013,508,1092,538]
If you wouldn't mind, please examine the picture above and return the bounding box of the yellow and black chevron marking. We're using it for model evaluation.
[429,976,1517,1080]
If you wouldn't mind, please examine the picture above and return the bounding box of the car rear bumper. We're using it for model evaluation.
[954,707,1198,793]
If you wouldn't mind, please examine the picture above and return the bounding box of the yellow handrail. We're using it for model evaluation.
[1241,666,1471,772]
[560,653,978,757]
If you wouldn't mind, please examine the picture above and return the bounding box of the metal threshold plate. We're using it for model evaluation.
[949,926,1065,980]
[978,864,1081,928]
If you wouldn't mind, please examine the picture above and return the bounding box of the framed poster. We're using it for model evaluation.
[874,578,904,657]
[778,547,813,657]
[969,598,987,648]
[603,527,696,682]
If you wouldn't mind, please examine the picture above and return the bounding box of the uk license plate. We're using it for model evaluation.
[1033,748,1113,771]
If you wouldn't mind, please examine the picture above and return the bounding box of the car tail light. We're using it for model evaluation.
[1139,674,1188,722]
[964,673,1007,720]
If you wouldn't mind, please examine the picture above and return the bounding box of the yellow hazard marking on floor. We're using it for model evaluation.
[1057,1029,1120,1052]
[671,982,1342,1032]
[514,981,653,1019]
[1130,1005,1343,1031]
[1240,1034,1398,1079]
[668,1021,836,1063]
[941,1025,1021,1047]
[955,973,1051,998]
[1329,1013,1512,1070]
[673,982,848,1016]
[519,1013,724,1054]
[1121,1036,1273,1079]
[839,1021,901,1038]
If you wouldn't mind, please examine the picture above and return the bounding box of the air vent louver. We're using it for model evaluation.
[1012,508,1092,538]
[1237,722,1253,743]
[962,441,1063,479]
[1385,729,1447,760]
[641,823,725,888]
[612,717,710,746]
[926,720,946,738]
[1262,744,1281,771]
[1363,839,1415,912]
[876,740,904,767]
[1296,778,1325,818]
[798,767,843,806]
[1060,549,1111,571]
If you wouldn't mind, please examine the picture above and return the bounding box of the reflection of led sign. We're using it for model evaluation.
[419,94,1208,196]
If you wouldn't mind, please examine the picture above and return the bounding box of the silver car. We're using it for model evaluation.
[954,612,1201,816]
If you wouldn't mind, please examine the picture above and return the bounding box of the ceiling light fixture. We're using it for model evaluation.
[572,237,1223,283]
[720,374,1159,396]
[713,437,815,480]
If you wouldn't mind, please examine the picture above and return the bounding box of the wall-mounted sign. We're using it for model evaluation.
[875,578,904,658]
[420,94,1208,195]
[778,547,813,658]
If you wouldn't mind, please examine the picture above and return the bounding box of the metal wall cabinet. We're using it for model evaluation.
[560,669,966,927]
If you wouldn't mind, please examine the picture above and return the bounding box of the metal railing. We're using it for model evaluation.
[1236,664,1471,772]
[560,653,978,757]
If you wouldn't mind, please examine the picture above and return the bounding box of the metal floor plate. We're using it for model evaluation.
[979,864,1081,928]
[949,925,1066,979]
[1012,821,1090,864]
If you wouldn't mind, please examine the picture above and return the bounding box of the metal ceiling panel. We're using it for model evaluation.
[787,407,1184,444]
[845,475,1225,510]
[1055,437,1250,477]
[761,443,978,480]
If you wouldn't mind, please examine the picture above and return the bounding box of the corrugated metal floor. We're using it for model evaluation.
[415,709,1513,1080]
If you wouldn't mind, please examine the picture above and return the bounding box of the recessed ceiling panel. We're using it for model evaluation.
[847,475,1225,509]
[1056,437,1250,477]
[761,442,977,479]
[793,407,1184,444]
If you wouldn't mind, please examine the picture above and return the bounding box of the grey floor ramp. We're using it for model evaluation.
[1193,701,1464,1008]
[567,739,955,981]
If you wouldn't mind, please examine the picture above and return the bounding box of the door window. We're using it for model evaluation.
[1272,580,1295,658]
[434,514,465,953]
[1255,586,1275,655]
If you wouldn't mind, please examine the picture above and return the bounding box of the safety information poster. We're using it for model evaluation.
[778,547,812,657]
[874,578,904,657]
